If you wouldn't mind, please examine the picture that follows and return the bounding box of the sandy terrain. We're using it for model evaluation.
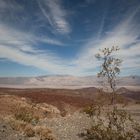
[0,87,140,140]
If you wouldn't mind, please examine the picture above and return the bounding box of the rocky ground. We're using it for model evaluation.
[0,112,92,140]
[0,94,93,140]
[0,92,140,140]
[0,120,28,140]
[40,112,92,140]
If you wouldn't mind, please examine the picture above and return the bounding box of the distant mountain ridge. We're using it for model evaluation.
[0,75,140,89]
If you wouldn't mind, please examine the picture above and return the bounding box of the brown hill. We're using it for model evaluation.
[0,88,97,112]
[0,87,137,109]
[118,87,140,101]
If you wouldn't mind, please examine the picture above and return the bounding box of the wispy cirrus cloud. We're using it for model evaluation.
[0,23,74,74]
[0,0,64,47]
[0,0,140,76]
[0,0,73,75]
[38,0,71,34]
[73,7,140,75]
[0,7,140,76]
[0,23,64,50]
[0,0,24,25]
[0,44,81,75]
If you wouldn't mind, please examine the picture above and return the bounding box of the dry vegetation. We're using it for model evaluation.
[6,116,56,139]
[0,47,140,140]
[82,104,140,140]
[79,47,140,140]
[0,88,140,140]
[0,94,60,140]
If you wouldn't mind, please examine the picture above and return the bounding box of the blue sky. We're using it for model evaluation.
[0,0,140,77]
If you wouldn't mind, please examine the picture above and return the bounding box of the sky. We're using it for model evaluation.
[0,0,140,77]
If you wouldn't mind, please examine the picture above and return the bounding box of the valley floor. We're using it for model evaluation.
[0,88,140,140]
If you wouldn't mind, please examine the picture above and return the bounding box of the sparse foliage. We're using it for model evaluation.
[81,46,140,140]
[24,124,35,137]
[35,126,55,140]
[81,106,140,140]
[14,105,39,124]
[95,46,122,105]
[6,104,56,139]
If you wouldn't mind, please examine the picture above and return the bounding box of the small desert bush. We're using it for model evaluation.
[24,124,35,137]
[8,117,27,132]
[81,105,140,140]
[83,105,102,117]
[5,103,56,139]
[6,116,35,137]
[35,126,55,140]
[14,104,39,124]
[60,109,68,117]
[6,116,55,139]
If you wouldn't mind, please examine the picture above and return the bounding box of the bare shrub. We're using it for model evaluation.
[24,124,35,137]
[81,105,140,140]
[35,125,56,140]
[95,46,122,105]
[14,104,39,124]
[83,104,102,117]
[60,109,68,117]
[81,47,140,140]
[5,104,55,139]
[6,116,55,139]
[7,117,27,132]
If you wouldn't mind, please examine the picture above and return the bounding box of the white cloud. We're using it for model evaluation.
[0,2,140,76]
[73,7,140,75]
[0,0,24,23]
[37,37,64,46]
[0,0,74,75]
[1,11,139,76]
[0,23,64,50]
[0,44,80,75]
[0,23,75,75]
[0,45,65,72]
[38,0,71,34]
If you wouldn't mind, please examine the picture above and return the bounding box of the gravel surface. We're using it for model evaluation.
[0,112,92,140]
[0,120,28,140]
[40,111,92,140]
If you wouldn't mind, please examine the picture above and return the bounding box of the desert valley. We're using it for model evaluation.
[0,75,140,140]
[0,0,140,139]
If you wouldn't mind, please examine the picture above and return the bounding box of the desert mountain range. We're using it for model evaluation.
[0,75,139,90]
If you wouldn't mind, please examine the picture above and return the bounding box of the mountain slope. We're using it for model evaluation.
[0,75,139,89]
